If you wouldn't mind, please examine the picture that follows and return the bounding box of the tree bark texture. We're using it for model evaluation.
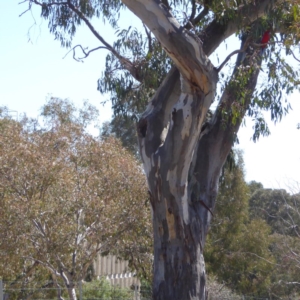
[121,0,280,299]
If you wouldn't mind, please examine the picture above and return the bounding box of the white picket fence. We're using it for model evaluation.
[93,253,140,290]
[0,255,141,300]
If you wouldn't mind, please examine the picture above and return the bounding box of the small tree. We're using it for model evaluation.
[205,152,274,296]
[249,183,300,298]
[0,98,152,300]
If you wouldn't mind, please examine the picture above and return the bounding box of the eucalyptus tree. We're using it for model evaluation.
[248,184,300,297]
[20,0,300,299]
[0,98,151,300]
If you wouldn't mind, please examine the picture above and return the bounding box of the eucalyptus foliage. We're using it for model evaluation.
[18,0,300,299]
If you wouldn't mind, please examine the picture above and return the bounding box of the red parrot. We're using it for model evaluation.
[260,30,271,54]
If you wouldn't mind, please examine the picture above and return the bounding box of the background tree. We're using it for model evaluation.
[101,115,140,156]
[248,183,300,298]
[20,0,300,298]
[249,184,300,235]
[205,152,274,297]
[0,98,152,300]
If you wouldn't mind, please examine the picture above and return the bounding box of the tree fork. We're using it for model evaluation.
[136,27,263,300]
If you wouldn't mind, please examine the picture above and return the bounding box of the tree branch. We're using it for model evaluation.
[121,0,217,93]
[216,49,244,73]
[31,0,68,7]
[201,0,284,55]
[143,23,153,54]
[29,0,145,81]
[65,0,146,80]
[63,45,108,62]
[19,1,32,17]
[188,37,263,235]
[216,36,253,72]
[136,1,281,189]
[288,47,300,63]
[189,0,197,23]
[191,6,209,26]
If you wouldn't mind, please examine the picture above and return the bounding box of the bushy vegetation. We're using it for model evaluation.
[205,153,300,299]
[0,98,152,300]
[81,278,133,300]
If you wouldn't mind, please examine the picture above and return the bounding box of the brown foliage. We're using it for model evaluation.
[0,98,152,286]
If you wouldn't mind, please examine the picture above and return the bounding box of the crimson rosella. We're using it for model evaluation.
[260,30,271,55]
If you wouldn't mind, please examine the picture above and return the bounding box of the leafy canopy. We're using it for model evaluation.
[205,152,274,296]
[22,0,300,141]
[0,97,152,287]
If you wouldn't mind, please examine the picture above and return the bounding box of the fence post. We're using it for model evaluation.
[79,281,82,300]
[0,279,3,300]
[134,283,140,300]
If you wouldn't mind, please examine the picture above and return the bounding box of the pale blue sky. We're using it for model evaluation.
[1,1,299,190]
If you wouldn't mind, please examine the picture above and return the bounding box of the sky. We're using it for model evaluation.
[1,1,300,191]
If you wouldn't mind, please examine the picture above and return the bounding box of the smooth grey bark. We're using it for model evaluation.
[60,271,77,300]
[121,1,280,299]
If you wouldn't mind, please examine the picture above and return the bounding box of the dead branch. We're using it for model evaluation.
[216,49,245,73]
[63,45,108,62]
[189,0,196,23]
[19,2,32,17]
[143,23,153,54]
[216,36,254,72]
[288,48,300,63]
[31,0,68,6]
[191,6,209,25]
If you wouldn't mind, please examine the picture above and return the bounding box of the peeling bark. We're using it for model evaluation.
[120,0,280,299]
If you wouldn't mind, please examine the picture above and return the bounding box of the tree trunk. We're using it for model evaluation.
[137,69,218,300]
[121,1,270,299]
[66,286,77,300]
[59,271,77,300]
[151,191,208,300]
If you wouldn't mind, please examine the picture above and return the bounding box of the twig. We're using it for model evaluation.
[31,0,68,6]
[288,48,300,63]
[216,36,253,72]
[199,199,214,216]
[63,45,108,61]
[19,3,32,17]
[30,0,144,81]
[65,0,143,80]
[191,6,209,26]
[216,49,245,72]
[143,23,152,53]
[284,281,300,285]
[242,252,280,266]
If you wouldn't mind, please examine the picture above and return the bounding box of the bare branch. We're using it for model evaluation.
[216,49,244,73]
[216,36,253,72]
[28,0,144,81]
[19,3,32,17]
[189,0,197,23]
[242,252,281,266]
[31,0,68,6]
[63,45,108,61]
[191,6,209,26]
[143,23,153,54]
[288,48,300,63]
[65,0,144,79]
[283,281,300,285]
[161,0,171,10]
